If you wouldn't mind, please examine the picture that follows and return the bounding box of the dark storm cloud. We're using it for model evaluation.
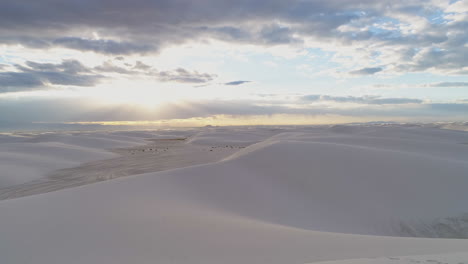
[224,81,251,86]
[349,67,383,75]
[302,95,422,105]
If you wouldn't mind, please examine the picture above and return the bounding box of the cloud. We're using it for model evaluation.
[93,60,216,83]
[94,61,137,74]
[349,67,383,75]
[393,46,468,74]
[53,37,156,55]
[0,0,466,75]
[133,61,152,71]
[369,98,423,104]
[0,60,102,92]
[0,72,44,89]
[428,82,468,87]
[224,81,251,86]
[259,24,300,45]
[429,103,468,113]
[0,59,217,93]
[157,68,216,83]
[0,36,51,49]
[302,95,423,105]
[24,60,90,74]
[2,1,468,125]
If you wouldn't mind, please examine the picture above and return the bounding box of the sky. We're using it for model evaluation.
[1,0,468,126]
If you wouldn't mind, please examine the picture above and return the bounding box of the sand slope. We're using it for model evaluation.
[0,127,273,199]
[0,131,156,188]
[0,125,468,263]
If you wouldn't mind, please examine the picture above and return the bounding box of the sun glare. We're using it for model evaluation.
[79,80,187,107]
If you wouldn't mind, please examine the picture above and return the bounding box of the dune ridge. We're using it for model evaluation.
[0,124,468,263]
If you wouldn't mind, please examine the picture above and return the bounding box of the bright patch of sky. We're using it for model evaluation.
[0,0,467,125]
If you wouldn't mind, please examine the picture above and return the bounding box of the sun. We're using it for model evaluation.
[84,80,187,107]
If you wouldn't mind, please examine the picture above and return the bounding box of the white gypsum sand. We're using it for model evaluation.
[0,130,152,188]
[0,127,281,199]
[0,124,468,264]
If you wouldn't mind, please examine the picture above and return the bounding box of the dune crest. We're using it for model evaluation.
[1,125,468,263]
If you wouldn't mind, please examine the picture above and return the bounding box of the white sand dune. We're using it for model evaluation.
[0,131,157,188]
[0,128,270,199]
[308,252,468,264]
[187,126,281,146]
[0,124,468,263]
